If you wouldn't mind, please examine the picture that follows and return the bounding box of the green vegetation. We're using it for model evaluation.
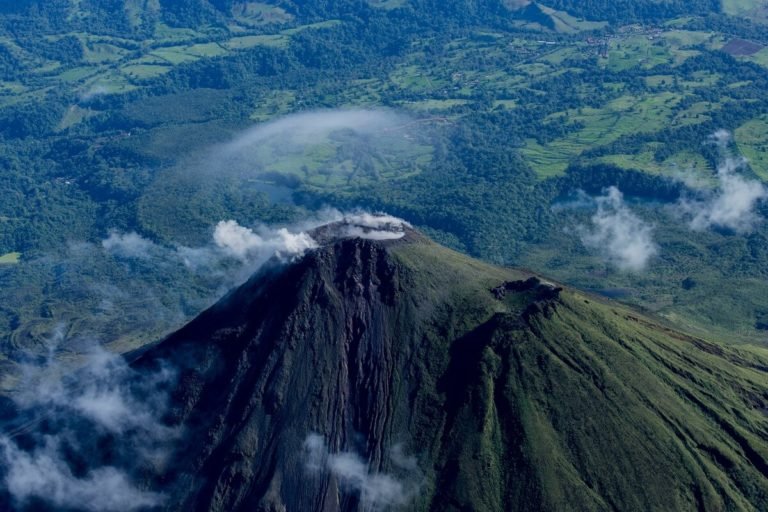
[723,0,768,23]
[736,115,768,180]
[224,34,289,50]
[2,3,768,507]
[537,4,609,32]
[144,232,768,510]
[0,252,20,264]
[1,0,768,356]
[544,0,721,22]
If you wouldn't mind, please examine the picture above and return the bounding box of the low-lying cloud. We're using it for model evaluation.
[1,438,164,512]
[222,109,406,155]
[304,433,422,510]
[102,220,320,283]
[1,334,175,511]
[102,231,159,260]
[79,84,110,102]
[14,347,176,439]
[677,130,768,233]
[198,109,427,189]
[577,187,658,272]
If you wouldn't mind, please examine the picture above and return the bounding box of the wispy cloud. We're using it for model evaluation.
[1,333,175,511]
[78,84,110,102]
[1,438,164,512]
[676,130,768,233]
[200,109,422,186]
[101,220,321,284]
[102,231,159,260]
[304,433,422,510]
[577,187,658,272]
[212,220,318,261]
[220,109,406,156]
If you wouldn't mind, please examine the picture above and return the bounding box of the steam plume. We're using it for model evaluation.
[213,220,318,261]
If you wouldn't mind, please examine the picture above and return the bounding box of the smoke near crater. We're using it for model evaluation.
[102,210,412,277]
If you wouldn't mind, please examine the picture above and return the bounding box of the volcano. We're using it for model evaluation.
[130,219,768,512]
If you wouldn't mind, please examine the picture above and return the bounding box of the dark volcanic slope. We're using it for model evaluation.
[136,227,768,512]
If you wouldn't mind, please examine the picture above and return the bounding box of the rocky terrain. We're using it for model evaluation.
[125,220,768,511]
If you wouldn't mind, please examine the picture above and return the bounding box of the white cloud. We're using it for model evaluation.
[303,434,422,510]
[102,231,158,260]
[79,84,110,102]
[677,133,768,233]
[1,336,176,511]
[578,187,658,272]
[212,220,264,260]
[0,438,164,512]
[710,128,732,148]
[202,109,417,188]
[102,220,320,278]
[213,220,318,261]
[222,109,405,155]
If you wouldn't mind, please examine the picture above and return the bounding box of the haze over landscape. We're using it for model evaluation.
[1,0,768,510]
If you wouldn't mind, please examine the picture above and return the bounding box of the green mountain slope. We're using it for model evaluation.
[542,0,721,22]
[134,222,768,511]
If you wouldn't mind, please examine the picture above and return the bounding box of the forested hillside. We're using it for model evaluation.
[1,0,768,364]
[544,0,721,21]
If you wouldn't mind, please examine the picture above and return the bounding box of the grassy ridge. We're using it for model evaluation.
[392,239,768,510]
[141,231,768,510]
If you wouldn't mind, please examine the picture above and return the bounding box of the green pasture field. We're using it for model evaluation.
[537,4,609,33]
[225,34,289,50]
[722,0,768,22]
[735,115,768,181]
[523,92,687,177]
[0,18,342,114]
[367,0,409,9]
[231,2,293,27]
[596,150,713,177]
[0,252,20,264]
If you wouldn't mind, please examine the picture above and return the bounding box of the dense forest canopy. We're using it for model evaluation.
[0,0,768,361]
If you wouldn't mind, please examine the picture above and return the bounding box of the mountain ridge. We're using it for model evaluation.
[125,222,768,511]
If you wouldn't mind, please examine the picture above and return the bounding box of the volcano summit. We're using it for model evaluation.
[122,217,768,511]
[4,218,767,512]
